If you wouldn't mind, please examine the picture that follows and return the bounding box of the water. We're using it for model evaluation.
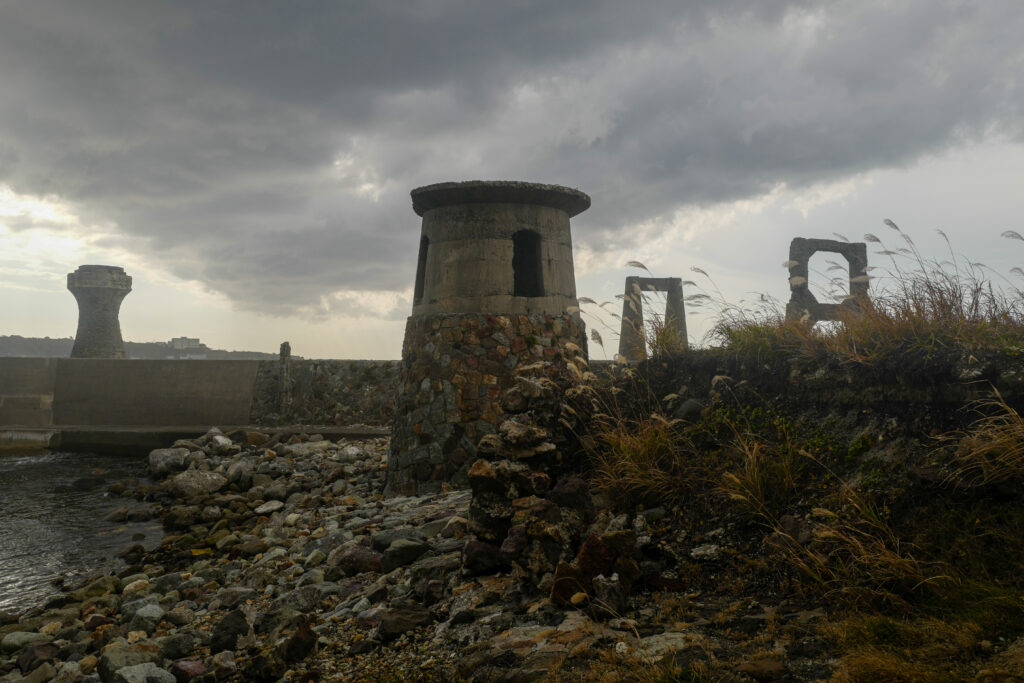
[0,450,163,614]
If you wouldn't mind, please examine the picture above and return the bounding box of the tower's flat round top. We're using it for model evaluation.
[411,180,590,217]
[75,265,126,273]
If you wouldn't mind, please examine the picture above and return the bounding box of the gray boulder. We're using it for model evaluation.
[147,448,189,476]
[168,470,226,498]
[127,603,165,634]
[21,662,56,683]
[282,440,334,457]
[112,662,176,683]
[377,607,433,642]
[156,632,195,661]
[98,645,162,682]
[209,434,235,452]
[210,609,252,653]
[380,538,430,572]
[0,631,51,654]
[226,457,256,489]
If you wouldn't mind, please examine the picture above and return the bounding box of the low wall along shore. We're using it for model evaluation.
[0,357,400,435]
[0,358,58,426]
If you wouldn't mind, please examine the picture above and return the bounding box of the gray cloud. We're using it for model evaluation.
[0,0,1021,314]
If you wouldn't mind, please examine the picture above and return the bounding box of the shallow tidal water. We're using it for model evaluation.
[0,450,162,614]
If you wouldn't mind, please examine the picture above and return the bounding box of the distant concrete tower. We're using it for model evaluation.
[388,180,590,495]
[67,265,132,359]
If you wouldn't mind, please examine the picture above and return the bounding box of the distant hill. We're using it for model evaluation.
[0,335,281,360]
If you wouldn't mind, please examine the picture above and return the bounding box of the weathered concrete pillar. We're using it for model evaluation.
[279,341,292,418]
[388,180,590,495]
[67,265,132,359]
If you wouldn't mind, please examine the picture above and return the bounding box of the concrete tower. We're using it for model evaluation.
[410,180,588,316]
[388,180,590,495]
[67,265,132,359]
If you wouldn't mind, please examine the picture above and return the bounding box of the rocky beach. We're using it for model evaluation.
[0,451,163,615]
[0,428,838,682]
[5,348,1024,682]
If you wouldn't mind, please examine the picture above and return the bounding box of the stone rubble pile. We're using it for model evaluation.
[461,360,676,618]
[462,360,591,581]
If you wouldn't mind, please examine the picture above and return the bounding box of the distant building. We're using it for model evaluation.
[170,337,202,350]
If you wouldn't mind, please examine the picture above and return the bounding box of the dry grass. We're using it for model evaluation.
[555,653,711,683]
[945,390,1024,488]
[588,412,694,507]
[707,224,1024,362]
[720,441,955,607]
[719,434,804,522]
[824,615,982,682]
[795,502,951,607]
[644,312,687,358]
[763,485,954,609]
[571,228,1024,677]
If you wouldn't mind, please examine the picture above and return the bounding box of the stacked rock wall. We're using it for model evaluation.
[460,359,592,581]
[387,312,585,496]
[636,347,1024,427]
[249,360,398,426]
[458,357,651,618]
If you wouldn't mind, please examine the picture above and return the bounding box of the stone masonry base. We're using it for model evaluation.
[387,312,585,495]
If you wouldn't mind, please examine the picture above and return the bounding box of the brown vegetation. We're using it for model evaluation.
[572,229,1024,679]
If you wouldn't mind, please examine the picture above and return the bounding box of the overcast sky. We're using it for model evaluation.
[1,1,1023,358]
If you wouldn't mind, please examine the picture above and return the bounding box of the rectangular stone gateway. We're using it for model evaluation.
[617,276,688,362]
[387,181,590,496]
[785,238,869,324]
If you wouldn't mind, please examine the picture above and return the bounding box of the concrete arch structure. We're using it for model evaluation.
[785,238,869,323]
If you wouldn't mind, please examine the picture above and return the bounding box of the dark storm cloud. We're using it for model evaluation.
[0,0,1021,315]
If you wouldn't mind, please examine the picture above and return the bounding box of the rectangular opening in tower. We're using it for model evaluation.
[413,236,429,305]
[513,230,544,297]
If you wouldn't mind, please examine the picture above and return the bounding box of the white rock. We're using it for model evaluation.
[209,434,234,453]
[134,603,165,621]
[112,662,175,683]
[168,470,226,497]
[689,544,720,560]
[254,500,284,515]
[147,448,189,476]
[283,441,334,457]
[640,631,701,657]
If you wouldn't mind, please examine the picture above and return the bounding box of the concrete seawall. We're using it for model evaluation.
[0,357,400,452]
[0,357,612,453]
[0,357,58,426]
[53,359,260,426]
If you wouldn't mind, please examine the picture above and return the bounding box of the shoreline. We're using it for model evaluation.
[0,450,161,617]
[0,425,841,682]
[1,429,482,681]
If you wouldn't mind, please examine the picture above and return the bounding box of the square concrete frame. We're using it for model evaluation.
[618,276,688,361]
[786,238,869,323]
